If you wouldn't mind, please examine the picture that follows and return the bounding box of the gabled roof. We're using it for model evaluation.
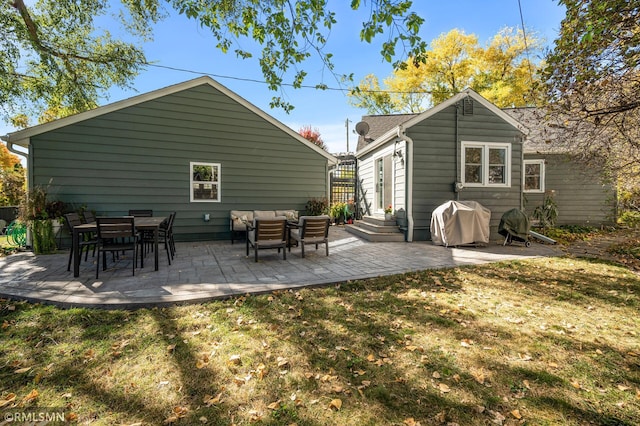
[356,113,417,151]
[3,76,337,164]
[356,88,528,157]
[502,107,569,154]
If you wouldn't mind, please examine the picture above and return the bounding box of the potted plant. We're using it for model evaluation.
[384,204,394,220]
[330,202,352,225]
[305,197,329,216]
[19,186,67,254]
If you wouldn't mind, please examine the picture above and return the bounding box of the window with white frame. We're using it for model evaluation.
[523,159,545,193]
[190,162,220,202]
[461,142,511,187]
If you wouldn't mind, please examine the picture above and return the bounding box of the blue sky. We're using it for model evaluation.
[2,0,566,155]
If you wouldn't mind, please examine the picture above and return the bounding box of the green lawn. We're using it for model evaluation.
[1,256,639,425]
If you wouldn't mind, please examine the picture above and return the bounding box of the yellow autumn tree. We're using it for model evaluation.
[474,27,542,107]
[350,27,542,113]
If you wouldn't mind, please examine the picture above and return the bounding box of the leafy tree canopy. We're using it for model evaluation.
[349,27,542,114]
[1,0,427,126]
[541,0,640,188]
[0,143,25,206]
[298,124,327,150]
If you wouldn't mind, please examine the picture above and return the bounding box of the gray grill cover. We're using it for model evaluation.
[431,201,491,246]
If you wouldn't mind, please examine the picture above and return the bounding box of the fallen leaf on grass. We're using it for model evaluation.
[254,363,268,380]
[228,354,241,366]
[14,367,32,374]
[22,389,38,403]
[472,369,486,385]
[197,354,210,369]
[203,390,224,406]
[267,400,281,410]
[438,383,450,393]
[489,410,506,425]
[328,399,342,410]
[617,384,631,391]
[511,409,522,419]
[331,385,344,393]
[165,406,189,423]
[248,410,263,422]
[403,418,421,426]
[0,393,16,408]
[277,357,289,368]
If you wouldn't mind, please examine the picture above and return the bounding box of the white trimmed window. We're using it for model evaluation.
[523,159,545,193]
[461,142,511,187]
[190,162,220,202]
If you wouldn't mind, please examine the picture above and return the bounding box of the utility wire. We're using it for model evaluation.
[517,0,537,95]
[142,61,437,95]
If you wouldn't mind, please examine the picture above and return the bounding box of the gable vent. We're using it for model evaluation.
[462,97,474,115]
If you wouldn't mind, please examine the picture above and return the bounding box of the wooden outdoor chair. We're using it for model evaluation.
[246,217,287,262]
[95,216,141,278]
[64,212,97,271]
[82,210,96,223]
[289,215,330,258]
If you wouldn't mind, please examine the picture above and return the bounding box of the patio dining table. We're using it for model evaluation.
[72,216,167,277]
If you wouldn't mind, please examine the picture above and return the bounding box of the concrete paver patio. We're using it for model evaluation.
[0,227,563,309]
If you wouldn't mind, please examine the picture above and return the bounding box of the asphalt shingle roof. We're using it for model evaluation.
[356,107,568,154]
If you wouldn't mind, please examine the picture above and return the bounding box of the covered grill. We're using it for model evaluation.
[498,208,531,247]
[431,200,491,247]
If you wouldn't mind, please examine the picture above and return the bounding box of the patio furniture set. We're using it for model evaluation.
[230,210,331,262]
[65,209,176,278]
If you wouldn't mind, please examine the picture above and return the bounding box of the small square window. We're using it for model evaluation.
[190,162,221,202]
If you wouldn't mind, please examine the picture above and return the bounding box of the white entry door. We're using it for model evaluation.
[375,154,393,213]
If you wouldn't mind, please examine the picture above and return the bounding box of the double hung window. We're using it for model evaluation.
[190,162,220,202]
[523,159,545,193]
[461,142,511,187]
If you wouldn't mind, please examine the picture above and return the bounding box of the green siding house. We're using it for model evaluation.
[504,107,616,226]
[355,89,616,242]
[2,77,337,242]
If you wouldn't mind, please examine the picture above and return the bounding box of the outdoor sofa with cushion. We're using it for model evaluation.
[230,210,298,244]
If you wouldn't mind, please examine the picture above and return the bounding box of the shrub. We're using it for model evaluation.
[305,197,328,216]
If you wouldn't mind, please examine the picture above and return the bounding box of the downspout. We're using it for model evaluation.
[2,138,28,163]
[519,135,525,211]
[2,137,31,194]
[398,125,414,242]
[454,101,460,201]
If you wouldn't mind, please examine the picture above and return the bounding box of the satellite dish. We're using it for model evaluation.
[355,121,370,136]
